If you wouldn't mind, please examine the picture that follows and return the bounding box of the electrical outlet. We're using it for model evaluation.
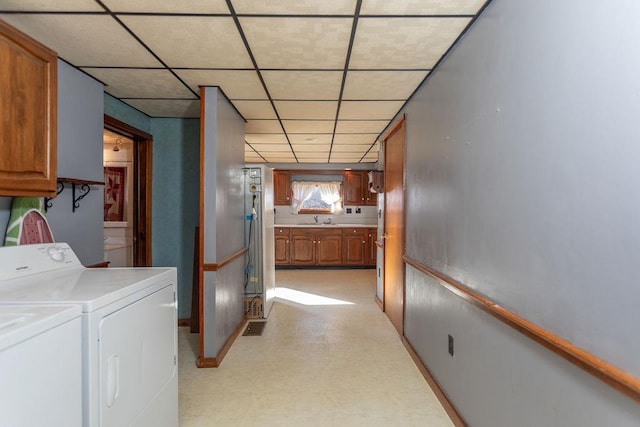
[448,334,454,357]
[346,208,352,214]
[355,207,361,214]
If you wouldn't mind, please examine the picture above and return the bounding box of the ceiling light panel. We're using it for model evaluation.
[339,101,404,120]
[232,0,357,15]
[282,120,335,134]
[343,70,428,100]
[82,68,194,98]
[232,101,277,119]
[0,14,161,67]
[0,0,102,11]
[246,120,283,133]
[102,0,229,13]
[350,17,470,69]
[239,17,352,69]
[288,134,333,144]
[176,70,267,100]
[245,134,289,144]
[125,99,200,118]
[120,16,252,68]
[262,71,343,100]
[335,120,388,133]
[359,0,486,15]
[275,101,338,120]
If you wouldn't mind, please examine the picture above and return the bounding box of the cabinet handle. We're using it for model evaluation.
[286,240,289,243]
[362,241,365,244]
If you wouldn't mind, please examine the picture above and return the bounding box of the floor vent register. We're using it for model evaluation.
[243,321,266,336]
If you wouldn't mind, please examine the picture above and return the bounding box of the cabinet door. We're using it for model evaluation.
[343,171,365,205]
[274,227,290,265]
[0,20,57,197]
[273,171,291,205]
[316,232,343,265]
[343,228,366,265]
[290,231,315,265]
[366,228,377,265]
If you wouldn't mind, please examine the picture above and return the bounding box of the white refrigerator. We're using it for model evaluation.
[243,165,276,318]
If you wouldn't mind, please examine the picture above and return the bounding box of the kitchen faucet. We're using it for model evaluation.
[314,216,319,224]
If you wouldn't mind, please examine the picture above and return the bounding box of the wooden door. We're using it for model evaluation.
[290,230,315,265]
[316,230,343,265]
[343,228,366,265]
[383,117,406,335]
[274,227,290,265]
[273,171,291,205]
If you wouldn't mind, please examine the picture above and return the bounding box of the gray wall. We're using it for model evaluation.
[1,60,104,265]
[104,95,200,319]
[201,87,246,357]
[401,0,640,424]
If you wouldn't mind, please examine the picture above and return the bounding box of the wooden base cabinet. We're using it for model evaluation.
[290,228,342,266]
[274,227,290,265]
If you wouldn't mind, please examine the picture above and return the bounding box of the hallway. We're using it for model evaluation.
[178,269,452,426]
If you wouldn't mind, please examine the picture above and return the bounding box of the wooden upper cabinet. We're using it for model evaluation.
[343,171,376,206]
[0,19,57,197]
[273,171,292,205]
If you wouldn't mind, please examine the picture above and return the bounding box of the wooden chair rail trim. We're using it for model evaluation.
[403,255,640,403]
[203,247,248,271]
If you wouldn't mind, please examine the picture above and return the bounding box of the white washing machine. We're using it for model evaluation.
[0,243,178,427]
[0,304,82,426]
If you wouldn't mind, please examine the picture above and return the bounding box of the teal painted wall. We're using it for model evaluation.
[104,96,200,319]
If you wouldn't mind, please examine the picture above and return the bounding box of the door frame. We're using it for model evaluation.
[104,115,153,266]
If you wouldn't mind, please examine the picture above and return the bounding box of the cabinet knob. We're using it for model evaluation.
[286,240,289,243]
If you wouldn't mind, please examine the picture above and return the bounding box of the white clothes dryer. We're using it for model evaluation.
[0,243,178,427]
[0,304,82,427]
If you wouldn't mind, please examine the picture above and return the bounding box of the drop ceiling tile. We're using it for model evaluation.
[246,120,282,133]
[124,99,200,118]
[331,144,373,152]
[176,70,267,100]
[350,17,470,69]
[288,134,333,144]
[0,14,161,67]
[275,101,338,120]
[282,120,335,133]
[120,16,252,68]
[0,0,102,11]
[262,71,343,100]
[343,70,428,100]
[291,144,331,153]
[333,134,378,145]
[245,134,289,144]
[329,153,363,162]
[82,68,194,98]
[360,0,486,15]
[263,154,297,162]
[339,101,404,120]
[233,0,357,15]
[103,0,229,13]
[297,157,331,163]
[245,143,290,152]
[336,120,388,133]
[239,17,352,69]
[233,101,277,119]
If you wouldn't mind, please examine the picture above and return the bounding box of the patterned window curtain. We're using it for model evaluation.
[317,182,343,214]
[290,181,315,214]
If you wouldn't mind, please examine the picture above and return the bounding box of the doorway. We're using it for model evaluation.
[103,115,153,266]
[383,117,406,335]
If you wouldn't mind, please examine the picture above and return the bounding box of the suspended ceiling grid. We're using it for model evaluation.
[0,0,489,164]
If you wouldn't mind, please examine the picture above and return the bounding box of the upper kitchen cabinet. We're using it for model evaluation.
[0,19,57,197]
[273,170,292,205]
[343,171,375,206]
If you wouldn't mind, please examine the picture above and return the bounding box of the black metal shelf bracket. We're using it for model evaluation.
[72,183,91,212]
[44,181,64,213]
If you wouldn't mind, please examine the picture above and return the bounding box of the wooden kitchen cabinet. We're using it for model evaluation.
[343,171,375,206]
[273,171,292,205]
[290,228,342,266]
[343,227,367,265]
[274,227,290,265]
[366,227,377,266]
[0,19,58,197]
